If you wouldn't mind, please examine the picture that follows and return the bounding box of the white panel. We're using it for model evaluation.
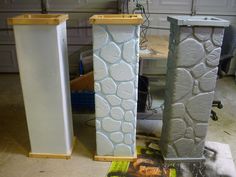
[148,0,192,14]
[0,0,41,11]
[0,45,18,72]
[47,0,117,12]
[13,22,73,154]
[196,0,236,15]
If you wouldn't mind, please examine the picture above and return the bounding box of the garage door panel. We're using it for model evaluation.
[196,0,236,15]
[0,46,18,73]
[47,0,117,12]
[0,0,41,11]
[148,0,192,14]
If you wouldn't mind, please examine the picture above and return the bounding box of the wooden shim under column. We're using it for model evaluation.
[94,151,137,162]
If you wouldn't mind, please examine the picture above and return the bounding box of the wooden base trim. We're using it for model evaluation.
[29,152,71,159]
[29,136,76,160]
[94,152,137,162]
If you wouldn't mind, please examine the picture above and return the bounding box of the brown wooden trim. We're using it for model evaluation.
[94,152,137,162]
[29,136,76,159]
[89,14,143,25]
[8,14,69,25]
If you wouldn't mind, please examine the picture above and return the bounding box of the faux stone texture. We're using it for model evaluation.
[191,63,206,78]
[117,82,134,99]
[100,42,121,63]
[121,100,136,110]
[167,119,186,141]
[94,83,101,92]
[185,127,194,139]
[122,122,134,133]
[107,25,135,43]
[93,55,108,81]
[135,63,139,75]
[136,27,140,38]
[177,38,204,67]
[95,95,110,117]
[172,103,185,118]
[93,24,140,156]
[194,27,212,41]
[124,111,134,122]
[161,21,226,161]
[101,78,117,94]
[123,40,135,63]
[204,40,214,52]
[174,138,195,157]
[96,120,101,129]
[212,28,224,46]
[124,134,133,145]
[186,92,214,122]
[96,132,114,155]
[193,82,200,95]
[199,68,218,92]
[93,26,108,50]
[173,68,193,101]
[102,117,121,132]
[195,123,208,137]
[180,27,192,42]
[166,145,177,158]
[184,113,194,127]
[110,62,135,81]
[195,137,202,143]
[191,140,205,157]
[111,107,124,120]
[206,47,221,67]
[114,144,132,156]
[110,132,124,143]
[136,39,139,57]
[106,95,121,106]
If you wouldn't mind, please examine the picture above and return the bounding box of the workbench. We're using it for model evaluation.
[139,35,169,75]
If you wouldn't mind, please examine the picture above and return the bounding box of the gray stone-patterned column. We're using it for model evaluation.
[89,15,143,157]
[160,16,229,161]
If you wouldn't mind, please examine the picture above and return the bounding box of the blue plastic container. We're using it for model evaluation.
[71,91,95,112]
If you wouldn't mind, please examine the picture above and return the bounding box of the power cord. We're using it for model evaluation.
[132,0,150,50]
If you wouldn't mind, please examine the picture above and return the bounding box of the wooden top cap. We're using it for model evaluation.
[8,14,69,25]
[89,14,143,25]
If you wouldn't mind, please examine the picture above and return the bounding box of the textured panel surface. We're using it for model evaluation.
[93,24,140,156]
[160,23,225,160]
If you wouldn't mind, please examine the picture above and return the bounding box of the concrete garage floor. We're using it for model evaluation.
[0,74,236,177]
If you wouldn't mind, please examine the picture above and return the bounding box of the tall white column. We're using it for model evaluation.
[160,16,229,162]
[89,14,143,160]
[8,14,74,158]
